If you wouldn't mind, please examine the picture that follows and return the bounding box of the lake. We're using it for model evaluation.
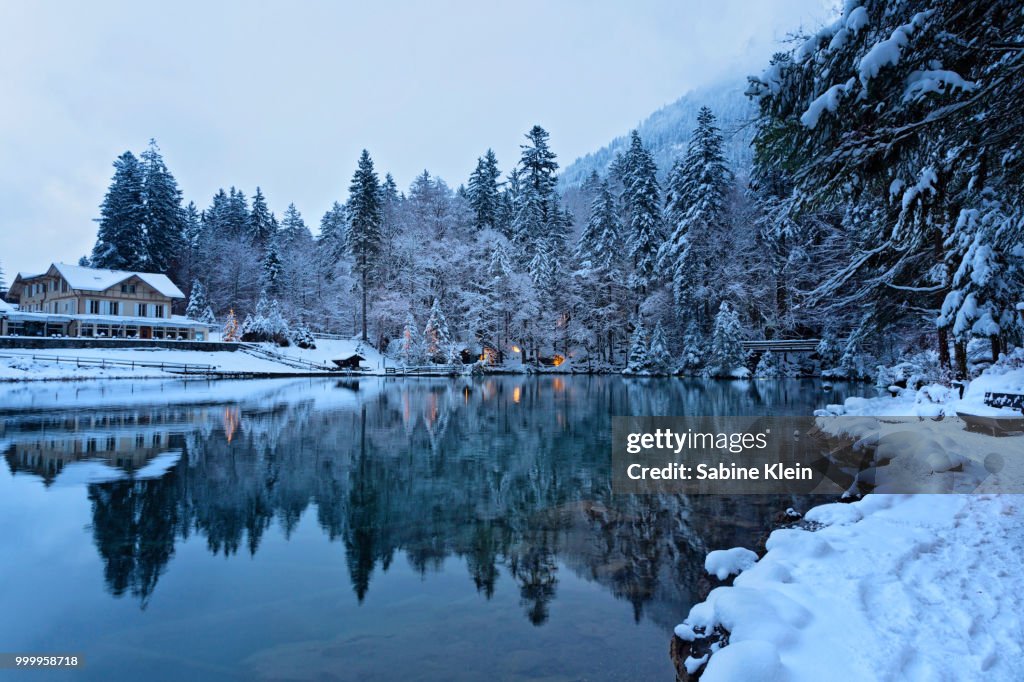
[0,375,870,681]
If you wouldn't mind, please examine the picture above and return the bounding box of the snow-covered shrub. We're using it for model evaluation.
[754,350,782,378]
[242,292,292,346]
[705,302,748,378]
[875,350,941,391]
[625,318,651,375]
[288,323,316,350]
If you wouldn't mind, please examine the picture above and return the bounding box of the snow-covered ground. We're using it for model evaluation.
[676,354,1024,681]
[0,337,390,381]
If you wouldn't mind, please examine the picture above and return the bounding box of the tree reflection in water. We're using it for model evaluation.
[2,376,867,629]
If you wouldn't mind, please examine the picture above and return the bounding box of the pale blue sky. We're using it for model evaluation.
[0,0,834,275]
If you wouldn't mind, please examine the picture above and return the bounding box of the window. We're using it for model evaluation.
[89,300,100,314]
[137,303,148,317]
[156,304,164,318]
[120,284,136,294]
[110,302,119,316]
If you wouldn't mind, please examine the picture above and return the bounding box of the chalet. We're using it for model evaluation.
[1,263,213,340]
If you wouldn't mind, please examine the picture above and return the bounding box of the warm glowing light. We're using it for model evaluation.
[512,345,521,353]
[552,354,565,366]
[513,387,521,404]
[552,377,565,392]
[223,408,240,443]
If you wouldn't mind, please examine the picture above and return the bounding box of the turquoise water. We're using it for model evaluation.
[0,376,869,681]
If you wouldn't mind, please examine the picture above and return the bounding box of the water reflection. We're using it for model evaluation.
[1,376,868,628]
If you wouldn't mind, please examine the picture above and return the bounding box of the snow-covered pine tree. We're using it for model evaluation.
[707,301,747,378]
[263,239,283,296]
[186,279,210,320]
[747,0,1024,373]
[754,350,781,378]
[223,309,241,342]
[248,187,276,247]
[398,312,425,366]
[648,320,673,375]
[626,317,650,374]
[576,178,620,270]
[141,140,186,275]
[678,319,704,374]
[619,131,662,303]
[346,150,383,342]
[279,204,307,248]
[468,149,502,231]
[318,201,346,256]
[92,151,148,271]
[422,298,453,363]
[658,107,732,324]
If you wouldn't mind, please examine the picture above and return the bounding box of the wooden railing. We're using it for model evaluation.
[0,351,214,374]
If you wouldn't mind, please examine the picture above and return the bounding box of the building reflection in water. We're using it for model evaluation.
[1,376,850,627]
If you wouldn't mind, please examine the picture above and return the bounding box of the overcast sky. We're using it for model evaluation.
[0,0,835,275]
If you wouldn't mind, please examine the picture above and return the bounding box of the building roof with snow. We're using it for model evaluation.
[10,263,186,299]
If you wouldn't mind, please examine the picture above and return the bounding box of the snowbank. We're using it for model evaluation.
[676,356,1024,680]
[677,494,1024,681]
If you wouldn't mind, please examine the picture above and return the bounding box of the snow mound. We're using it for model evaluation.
[678,494,1024,680]
[705,547,759,580]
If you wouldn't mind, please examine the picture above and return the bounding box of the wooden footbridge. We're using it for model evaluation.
[740,339,820,353]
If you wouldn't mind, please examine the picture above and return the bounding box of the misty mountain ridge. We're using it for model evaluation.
[560,78,755,187]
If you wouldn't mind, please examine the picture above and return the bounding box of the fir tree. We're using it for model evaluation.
[223,309,241,342]
[648,321,673,374]
[754,350,781,378]
[620,131,662,300]
[707,301,747,377]
[397,312,425,366]
[263,239,283,296]
[279,203,307,247]
[346,150,383,341]
[141,140,186,274]
[659,107,732,319]
[317,202,347,266]
[576,178,620,270]
[423,298,453,362]
[185,279,210,320]
[92,151,148,270]
[248,187,276,247]
[468,149,501,231]
[626,317,650,374]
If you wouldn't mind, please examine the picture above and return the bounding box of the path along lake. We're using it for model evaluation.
[0,376,870,681]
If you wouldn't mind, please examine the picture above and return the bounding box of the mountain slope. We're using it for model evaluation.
[560,78,755,187]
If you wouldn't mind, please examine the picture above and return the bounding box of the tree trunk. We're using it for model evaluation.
[937,326,950,370]
[953,340,968,379]
[360,269,368,342]
[991,334,1001,364]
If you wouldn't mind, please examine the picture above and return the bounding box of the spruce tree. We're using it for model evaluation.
[141,140,186,274]
[319,202,346,255]
[345,150,383,342]
[659,107,732,320]
[620,131,662,302]
[186,279,210,319]
[223,309,241,342]
[263,239,283,296]
[707,301,747,377]
[648,321,673,375]
[626,317,650,374]
[468,149,501,231]
[92,151,148,271]
[279,203,307,247]
[248,187,276,247]
[423,298,453,362]
[576,178,620,270]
